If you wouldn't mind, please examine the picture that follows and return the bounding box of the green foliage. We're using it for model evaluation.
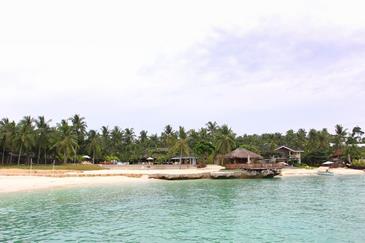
[0,164,103,170]
[214,125,236,156]
[302,150,330,166]
[0,116,364,166]
[296,163,314,169]
[105,155,119,162]
[351,159,365,167]
[239,144,260,154]
[193,141,215,159]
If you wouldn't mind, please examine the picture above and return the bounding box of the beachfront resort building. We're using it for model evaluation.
[224,148,263,164]
[274,146,303,164]
[170,156,197,165]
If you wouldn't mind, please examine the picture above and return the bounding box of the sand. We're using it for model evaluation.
[281,167,365,176]
[0,176,150,194]
[0,165,223,193]
[0,165,363,193]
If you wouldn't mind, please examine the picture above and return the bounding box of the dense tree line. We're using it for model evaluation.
[0,115,364,166]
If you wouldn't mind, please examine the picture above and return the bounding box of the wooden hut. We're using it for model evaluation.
[274,146,303,164]
[224,148,263,164]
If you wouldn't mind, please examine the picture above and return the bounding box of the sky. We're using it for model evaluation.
[1,0,365,135]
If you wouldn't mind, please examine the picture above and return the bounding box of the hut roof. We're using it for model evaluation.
[224,148,263,159]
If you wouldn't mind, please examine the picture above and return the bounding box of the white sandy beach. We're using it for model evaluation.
[280,167,365,176]
[0,166,364,193]
[0,175,150,194]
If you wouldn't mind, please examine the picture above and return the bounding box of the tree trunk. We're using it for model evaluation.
[92,150,95,164]
[1,145,5,165]
[44,150,47,164]
[180,147,182,165]
[18,144,23,166]
[64,151,67,164]
[37,146,41,164]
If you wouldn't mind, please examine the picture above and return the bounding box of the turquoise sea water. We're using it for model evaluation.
[1,176,365,242]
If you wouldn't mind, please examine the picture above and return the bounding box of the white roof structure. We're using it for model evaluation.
[275,146,304,152]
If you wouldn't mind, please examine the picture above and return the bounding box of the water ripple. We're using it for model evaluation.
[0,176,365,242]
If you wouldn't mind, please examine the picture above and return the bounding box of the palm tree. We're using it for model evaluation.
[161,125,176,148]
[351,126,364,143]
[206,121,218,135]
[110,126,123,157]
[332,124,348,160]
[123,128,135,145]
[334,124,347,145]
[164,125,173,135]
[16,116,35,165]
[54,120,78,163]
[172,126,190,164]
[138,130,149,154]
[139,130,148,144]
[86,130,101,163]
[35,116,52,164]
[318,129,330,149]
[149,134,159,149]
[70,114,87,162]
[296,129,307,149]
[214,125,236,164]
[100,126,110,158]
[0,118,14,164]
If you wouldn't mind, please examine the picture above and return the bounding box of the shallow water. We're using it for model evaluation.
[1,176,365,242]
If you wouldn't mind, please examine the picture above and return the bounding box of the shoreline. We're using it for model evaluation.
[280,167,365,177]
[0,175,151,194]
[0,166,364,194]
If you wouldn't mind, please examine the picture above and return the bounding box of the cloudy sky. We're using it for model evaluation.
[1,0,365,134]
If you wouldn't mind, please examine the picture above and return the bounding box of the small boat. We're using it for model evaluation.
[317,169,334,176]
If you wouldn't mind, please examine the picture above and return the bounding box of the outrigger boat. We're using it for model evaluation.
[317,161,335,176]
[317,168,334,176]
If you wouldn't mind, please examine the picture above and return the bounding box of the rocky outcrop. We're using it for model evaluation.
[147,169,281,180]
[210,169,280,179]
[148,172,211,180]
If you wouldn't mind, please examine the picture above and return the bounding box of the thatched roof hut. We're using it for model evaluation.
[224,148,263,164]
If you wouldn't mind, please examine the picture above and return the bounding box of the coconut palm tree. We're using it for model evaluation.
[334,124,347,145]
[332,124,348,160]
[110,126,123,157]
[214,125,236,164]
[35,116,52,164]
[54,120,78,163]
[351,126,364,143]
[123,128,135,145]
[172,126,190,164]
[70,114,87,162]
[206,121,218,135]
[86,130,101,163]
[100,126,111,158]
[161,125,176,148]
[149,134,159,149]
[0,118,16,164]
[15,116,35,165]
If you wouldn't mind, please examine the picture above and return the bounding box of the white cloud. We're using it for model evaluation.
[1,0,365,134]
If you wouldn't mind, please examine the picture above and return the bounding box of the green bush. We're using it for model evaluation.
[105,155,119,162]
[302,150,330,166]
[352,159,365,167]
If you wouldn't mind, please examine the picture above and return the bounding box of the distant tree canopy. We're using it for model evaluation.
[0,115,364,165]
